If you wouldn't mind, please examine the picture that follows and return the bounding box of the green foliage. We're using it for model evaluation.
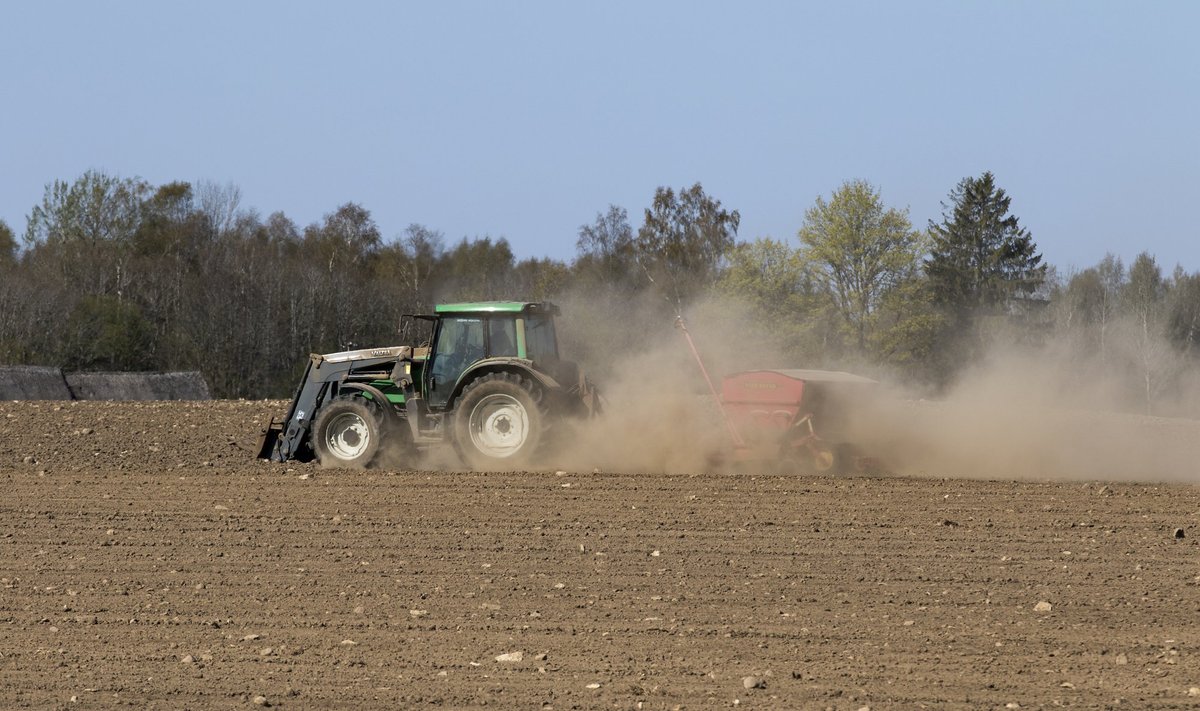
[21,171,153,299]
[1168,269,1200,356]
[25,170,149,246]
[926,172,1045,316]
[635,183,740,306]
[62,295,155,371]
[303,202,382,269]
[798,180,924,353]
[719,238,831,360]
[869,277,945,378]
[923,172,1046,374]
[513,257,571,300]
[132,182,209,258]
[441,236,516,301]
[0,219,15,268]
[1062,269,1105,346]
[1124,252,1165,318]
[1058,254,1124,359]
[8,169,1200,407]
[721,238,816,305]
[575,205,636,287]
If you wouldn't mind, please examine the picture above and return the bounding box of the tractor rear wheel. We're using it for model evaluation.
[312,397,382,468]
[453,372,546,469]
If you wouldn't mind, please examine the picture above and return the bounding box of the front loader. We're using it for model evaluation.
[257,301,599,469]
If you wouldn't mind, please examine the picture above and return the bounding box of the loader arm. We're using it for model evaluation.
[257,348,409,463]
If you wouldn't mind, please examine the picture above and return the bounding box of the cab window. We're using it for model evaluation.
[524,314,558,362]
[429,316,484,406]
[488,318,517,357]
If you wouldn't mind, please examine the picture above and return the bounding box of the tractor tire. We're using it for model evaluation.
[453,372,546,470]
[312,397,383,469]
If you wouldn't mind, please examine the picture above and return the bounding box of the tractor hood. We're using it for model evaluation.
[315,346,413,365]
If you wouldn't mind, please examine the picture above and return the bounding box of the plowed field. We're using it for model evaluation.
[3,400,1200,709]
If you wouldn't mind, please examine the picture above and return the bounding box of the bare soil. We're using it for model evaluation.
[3,400,1200,709]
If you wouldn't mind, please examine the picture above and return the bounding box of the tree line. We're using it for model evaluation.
[1,170,1197,413]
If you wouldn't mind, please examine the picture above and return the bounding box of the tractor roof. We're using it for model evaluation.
[434,301,558,315]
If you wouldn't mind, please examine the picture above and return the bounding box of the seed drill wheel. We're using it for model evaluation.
[779,440,838,475]
[453,372,546,469]
[312,397,382,468]
[811,445,836,472]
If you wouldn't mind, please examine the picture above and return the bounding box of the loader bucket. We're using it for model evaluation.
[255,418,285,460]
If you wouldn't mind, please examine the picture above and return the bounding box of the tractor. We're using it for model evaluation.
[257,301,600,469]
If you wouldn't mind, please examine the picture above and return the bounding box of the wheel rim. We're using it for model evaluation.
[468,393,529,458]
[325,411,371,460]
[811,447,835,472]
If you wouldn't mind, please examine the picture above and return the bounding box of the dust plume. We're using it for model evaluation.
[552,292,804,474]
[852,343,1200,483]
[553,293,1200,483]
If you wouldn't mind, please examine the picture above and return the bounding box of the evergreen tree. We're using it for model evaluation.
[926,171,1045,320]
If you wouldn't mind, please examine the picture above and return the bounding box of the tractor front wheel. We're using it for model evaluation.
[453,373,546,469]
[312,397,383,468]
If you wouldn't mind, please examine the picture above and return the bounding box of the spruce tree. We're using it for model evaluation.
[925,172,1045,322]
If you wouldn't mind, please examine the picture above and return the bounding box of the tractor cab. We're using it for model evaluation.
[419,301,561,409]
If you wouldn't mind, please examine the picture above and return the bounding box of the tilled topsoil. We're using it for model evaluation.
[3,400,1200,709]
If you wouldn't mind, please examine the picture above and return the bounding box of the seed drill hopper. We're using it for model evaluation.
[676,318,877,473]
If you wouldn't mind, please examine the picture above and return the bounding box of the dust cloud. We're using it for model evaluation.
[853,346,1200,483]
[554,293,827,474]
[554,294,1200,483]
[552,292,731,474]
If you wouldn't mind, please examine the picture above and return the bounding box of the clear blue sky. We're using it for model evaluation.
[3,1,1197,273]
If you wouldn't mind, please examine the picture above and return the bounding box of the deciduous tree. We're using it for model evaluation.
[0,219,15,269]
[576,205,636,286]
[1168,269,1200,357]
[798,180,924,353]
[719,237,829,360]
[635,183,739,306]
[1119,252,1173,413]
[25,171,149,247]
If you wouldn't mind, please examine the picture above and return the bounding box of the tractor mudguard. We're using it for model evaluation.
[447,357,601,420]
[338,381,394,406]
[452,358,562,401]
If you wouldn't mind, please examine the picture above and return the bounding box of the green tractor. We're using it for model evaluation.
[257,301,600,469]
